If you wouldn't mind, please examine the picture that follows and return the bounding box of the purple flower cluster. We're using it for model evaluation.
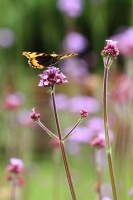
[80,109,88,118]
[38,67,68,87]
[31,108,40,121]
[6,158,24,186]
[101,40,119,59]
[7,158,24,174]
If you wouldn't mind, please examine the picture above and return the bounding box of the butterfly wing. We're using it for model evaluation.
[22,52,78,69]
[22,52,60,69]
[58,53,78,60]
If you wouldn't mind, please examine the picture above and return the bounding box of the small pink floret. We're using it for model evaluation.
[80,109,88,117]
[30,108,40,121]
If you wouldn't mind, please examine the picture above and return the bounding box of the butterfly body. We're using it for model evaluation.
[22,52,78,69]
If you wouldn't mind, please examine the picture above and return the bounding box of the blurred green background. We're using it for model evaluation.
[0,0,133,199]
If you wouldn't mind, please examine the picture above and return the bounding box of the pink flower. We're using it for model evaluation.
[86,117,114,144]
[80,109,88,117]
[30,108,40,121]
[101,40,119,67]
[101,40,119,59]
[6,158,25,187]
[7,158,24,174]
[4,92,25,110]
[90,133,106,148]
[38,67,68,87]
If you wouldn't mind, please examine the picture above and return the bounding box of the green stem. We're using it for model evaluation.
[37,120,59,140]
[11,176,16,200]
[103,67,117,200]
[63,117,83,141]
[51,87,77,200]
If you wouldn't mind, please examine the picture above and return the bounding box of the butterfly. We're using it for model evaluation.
[22,52,78,69]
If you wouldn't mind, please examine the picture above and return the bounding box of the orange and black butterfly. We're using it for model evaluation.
[22,52,78,69]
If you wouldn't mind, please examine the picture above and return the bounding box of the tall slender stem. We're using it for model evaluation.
[97,167,102,200]
[11,176,16,200]
[51,88,77,200]
[103,67,117,200]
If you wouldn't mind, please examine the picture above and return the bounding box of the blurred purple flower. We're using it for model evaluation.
[68,95,100,114]
[90,132,106,148]
[57,0,84,17]
[111,27,133,56]
[128,186,133,196]
[65,126,93,143]
[17,110,34,126]
[50,138,60,148]
[62,31,88,53]
[86,117,104,133]
[49,93,69,111]
[7,158,24,174]
[61,58,88,81]
[86,117,114,143]
[0,28,15,48]
[110,74,133,104]
[6,158,24,186]
[4,92,25,110]
[102,197,112,200]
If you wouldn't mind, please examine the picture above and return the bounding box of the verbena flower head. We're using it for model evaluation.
[80,109,88,118]
[7,158,24,174]
[90,133,106,148]
[6,158,24,186]
[38,66,68,87]
[30,108,40,121]
[101,40,119,68]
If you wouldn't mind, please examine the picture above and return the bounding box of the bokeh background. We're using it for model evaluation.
[0,0,133,199]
